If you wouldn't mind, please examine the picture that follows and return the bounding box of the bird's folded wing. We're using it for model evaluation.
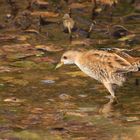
[82,50,139,73]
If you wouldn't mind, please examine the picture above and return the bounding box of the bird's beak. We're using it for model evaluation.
[55,62,64,69]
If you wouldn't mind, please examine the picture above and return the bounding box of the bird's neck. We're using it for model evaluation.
[74,51,83,64]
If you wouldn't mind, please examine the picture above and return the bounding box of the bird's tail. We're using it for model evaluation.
[132,57,140,71]
[123,57,140,72]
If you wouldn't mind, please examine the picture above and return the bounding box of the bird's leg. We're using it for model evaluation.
[103,82,115,98]
[91,0,98,20]
[135,79,139,86]
[69,34,72,42]
[103,82,119,103]
[87,20,96,38]
[67,26,72,42]
[68,26,71,34]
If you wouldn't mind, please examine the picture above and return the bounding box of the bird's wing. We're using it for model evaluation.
[108,48,136,63]
[82,50,137,73]
[111,50,140,71]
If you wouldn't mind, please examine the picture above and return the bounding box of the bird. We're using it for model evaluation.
[56,49,140,100]
[91,0,118,21]
[63,14,75,34]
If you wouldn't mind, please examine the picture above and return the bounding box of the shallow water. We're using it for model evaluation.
[0,0,140,140]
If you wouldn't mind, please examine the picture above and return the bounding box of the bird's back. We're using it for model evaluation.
[75,49,140,85]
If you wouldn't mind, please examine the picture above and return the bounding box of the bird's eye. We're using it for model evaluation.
[63,56,67,59]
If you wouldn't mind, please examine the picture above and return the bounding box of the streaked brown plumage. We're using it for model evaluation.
[56,49,140,99]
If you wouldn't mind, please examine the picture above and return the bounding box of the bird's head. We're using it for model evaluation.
[63,14,70,20]
[55,51,80,69]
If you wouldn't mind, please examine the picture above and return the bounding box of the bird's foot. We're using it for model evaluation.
[105,96,119,104]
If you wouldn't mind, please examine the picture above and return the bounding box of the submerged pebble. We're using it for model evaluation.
[4,97,24,103]
[126,116,139,122]
[78,94,88,98]
[41,79,55,84]
[0,83,4,86]
[59,93,73,100]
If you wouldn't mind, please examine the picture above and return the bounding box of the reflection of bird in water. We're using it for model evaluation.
[63,14,75,35]
[56,49,140,101]
[99,97,114,117]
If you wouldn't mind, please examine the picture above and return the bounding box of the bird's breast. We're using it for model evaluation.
[76,63,100,81]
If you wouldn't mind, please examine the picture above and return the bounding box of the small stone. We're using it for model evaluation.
[59,94,73,100]
[48,99,55,102]
[78,94,88,98]
[0,83,4,86]
[4,97,24,103]
[126,116,139,122]
[6,14,12,19]
[41,80,55,84]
